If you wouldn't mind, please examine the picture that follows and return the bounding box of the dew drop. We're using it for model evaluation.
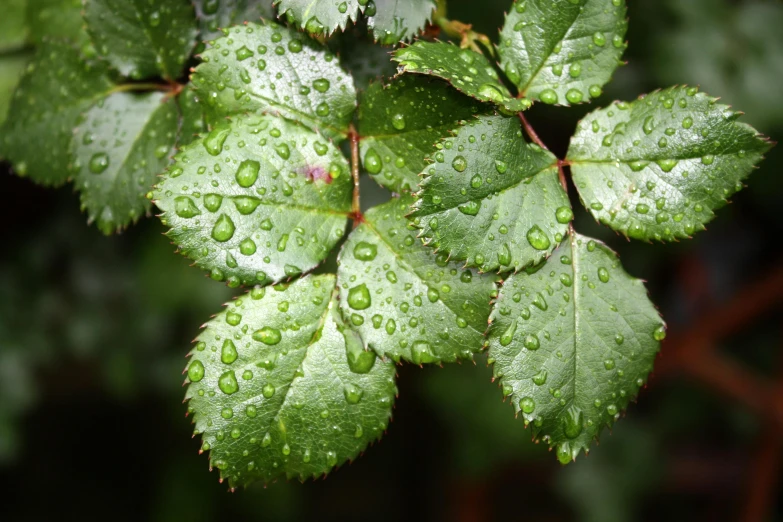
[347,284,371,310]
[526,225,551,250]
[211,214,235,242]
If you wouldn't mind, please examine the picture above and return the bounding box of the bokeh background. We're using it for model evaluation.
[2,0,783,520]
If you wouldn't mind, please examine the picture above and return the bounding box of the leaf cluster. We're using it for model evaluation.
[1,0,772,489]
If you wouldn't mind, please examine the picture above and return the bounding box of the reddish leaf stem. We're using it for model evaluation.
[517,112,569,191]
[517,111,549,151]
[349,124,363,226]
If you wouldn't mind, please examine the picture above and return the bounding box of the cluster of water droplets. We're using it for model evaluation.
[489,236,664,463]
[574,86,749,241]
[500,0,627,107]
[159,113,351,287]
[194,24,352,131]
[187,277,395,484]
[338,201,495,364]
[412,117,572,270]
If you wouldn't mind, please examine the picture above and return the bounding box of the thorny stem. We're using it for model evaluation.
[349,124,363,226]
[517,112,569,191]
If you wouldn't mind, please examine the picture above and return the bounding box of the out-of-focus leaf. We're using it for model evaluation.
[70,92,179,234]
[1,42,113,186]
[84,0,198,80]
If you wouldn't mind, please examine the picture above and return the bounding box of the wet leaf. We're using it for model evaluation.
[71,92,179,234]
[357,75,483,192]
[185,274,396,487]
[410,114,568,273]
[498,0,627,106]
[567,86,773,241]
[487,232,664,463]
[154,113,352,288]
[337,196,498,365]
[192,21,356,140]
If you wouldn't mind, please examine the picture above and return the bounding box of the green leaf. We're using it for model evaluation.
[337,196,497,364]
[410,114,569,273]
[1,42,114,186]
[178,88,208,148]
[567,86,773,241]
[194,0,275,41]
[27,0,89,46]
[366,0,435,45]
[393,42,530,113]
[185,274,396,487]
[70,92,179,234]
[192,21,357,139]
[84,0,198,80]
[0,53,31,128]
[275,0,433,43]
[487,232,664,463]
[275,0,363,36]
[0,0,28,52]
[498,0,627,106]
[357,75,483,192]
[154,113,352,288]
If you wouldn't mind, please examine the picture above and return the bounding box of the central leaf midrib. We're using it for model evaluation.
[415,162,559,217]
[233,290,334,443]
[513,8,581,95]
[568,234,581,417]
[245,90,349,138]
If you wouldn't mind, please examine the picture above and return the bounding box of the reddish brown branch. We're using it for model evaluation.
[660,263,783,366]
[676,353,782,426]
[740,334,783,522]
[557,161,568,191]
[657,263,783,427]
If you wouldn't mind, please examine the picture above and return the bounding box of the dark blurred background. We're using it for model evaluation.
[2,0,783,520]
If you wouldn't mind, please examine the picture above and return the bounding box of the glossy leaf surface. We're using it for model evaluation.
[394,42,531,113]
[487,232,663,463]
[192,22,357,139]
[498,0,627,106]
[185,274,396,487]
[357,75,482,192]
[337,196,497,364]
[568,86,772,241]
[154,113,351,287]
[411,114,569,273]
